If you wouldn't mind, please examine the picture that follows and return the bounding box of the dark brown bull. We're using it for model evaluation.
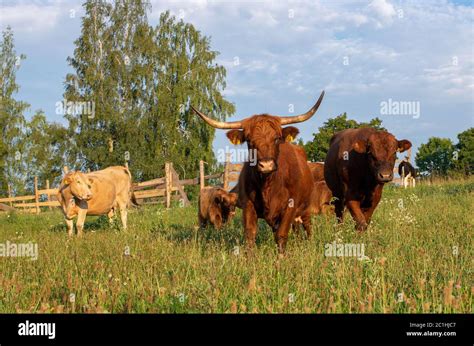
[192,91,325,253]
[198,187,238,229]
[324,128,411,231]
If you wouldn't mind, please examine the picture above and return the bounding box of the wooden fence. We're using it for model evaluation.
[0,148,416,214]
[0,158,242,214]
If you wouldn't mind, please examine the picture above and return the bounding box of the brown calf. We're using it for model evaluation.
[309,180,333,215]
[308,162,325,182]
[198,187,238,229]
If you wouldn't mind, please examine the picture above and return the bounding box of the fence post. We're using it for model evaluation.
[223,153,231,190]
[46,179,51,210]
[165,162,172,208]
[34,176,40,215]
[7,184,12,207]
[170,164,190,207]
[199,160,205,190]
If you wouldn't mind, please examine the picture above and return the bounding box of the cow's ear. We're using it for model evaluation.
[353,140,367,154]
[397,139,412,153]
[282,126,299,142]
[64,173,74,185]
[226,130,245,145]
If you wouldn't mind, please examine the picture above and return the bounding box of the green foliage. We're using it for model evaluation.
[0,27,29,195]
[22,111,69,189]
[64,1,234,180]
[304,113,385,162]
[453,127,474,175]
[415,137,455,176]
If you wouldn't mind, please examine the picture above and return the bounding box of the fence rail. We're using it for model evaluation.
[0,157,241,214]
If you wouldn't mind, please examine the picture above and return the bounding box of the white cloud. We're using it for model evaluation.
[0,4,61,33]
[368,0,396,19]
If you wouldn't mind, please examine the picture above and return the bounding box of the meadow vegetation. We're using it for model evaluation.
[0,179,472,313]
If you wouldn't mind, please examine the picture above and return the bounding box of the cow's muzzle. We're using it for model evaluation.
[257,159,277,173]
[377,171,393,183]
[81,193,93,201]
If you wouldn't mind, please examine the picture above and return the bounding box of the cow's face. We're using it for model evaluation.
[226,117,299,173]
[353,132,412,183]
[214,191,238,217]
[191,91,325,174]
[64,172,93,200]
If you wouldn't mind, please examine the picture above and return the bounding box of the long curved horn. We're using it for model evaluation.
[279,90,325,125]
[191,106,242,129]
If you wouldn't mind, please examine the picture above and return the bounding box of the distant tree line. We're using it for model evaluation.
[303,114,473,177]
[415,129,473,177]
[0,0,472,196]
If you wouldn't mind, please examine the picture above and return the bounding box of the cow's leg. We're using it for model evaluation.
[334,196,345,223]
[362,186,383,226]
[211,213,222,229]
[76,209,87,237]
[118,203,128,230]
[65,218,74,237]
[412,177,416,188]
[198,212,207,228]
[243,201,258,248]
[274,208,297,254]
[404,173,411,189]
[300,210,312,239]
[346,199,367,232]
[107,208,115,224]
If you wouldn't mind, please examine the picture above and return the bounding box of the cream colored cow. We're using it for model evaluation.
[57,166,136,237]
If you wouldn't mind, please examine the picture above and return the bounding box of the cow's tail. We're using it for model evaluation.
[123,166,141,207]
[130,191,140,207]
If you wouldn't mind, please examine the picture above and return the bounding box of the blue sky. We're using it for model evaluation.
[1,0,473,161]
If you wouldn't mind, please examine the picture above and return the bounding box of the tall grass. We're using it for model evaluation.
[0,178,472,313]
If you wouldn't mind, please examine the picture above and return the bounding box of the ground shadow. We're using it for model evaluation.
[49,215,121,234]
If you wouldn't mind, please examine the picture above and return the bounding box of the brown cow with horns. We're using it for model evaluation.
[192,91,325,254]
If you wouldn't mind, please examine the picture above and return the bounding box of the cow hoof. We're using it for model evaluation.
[356,223,368,232]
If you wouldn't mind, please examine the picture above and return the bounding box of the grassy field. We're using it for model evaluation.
[0,179,472,313]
